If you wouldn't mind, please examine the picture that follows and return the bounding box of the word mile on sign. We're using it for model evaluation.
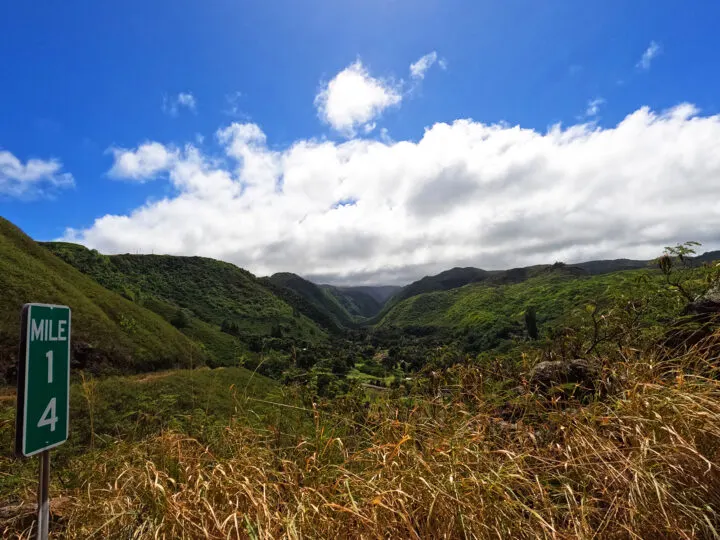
[15,303,71,457]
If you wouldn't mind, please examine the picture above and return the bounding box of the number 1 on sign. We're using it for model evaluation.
[38,398,58,432]
[45,350,53,383]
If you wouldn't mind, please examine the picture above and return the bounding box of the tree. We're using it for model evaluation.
[657,241,719,302]
[524,306,539,340]
[171,309,190,329]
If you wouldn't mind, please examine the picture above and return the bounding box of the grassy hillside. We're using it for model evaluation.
[378,252,719,323]
[43,243,326,349]
[0,365,307,496]
[377,265,678,348]
[265,272,356,330]
[0,219,205,380]
[371,265,552,323]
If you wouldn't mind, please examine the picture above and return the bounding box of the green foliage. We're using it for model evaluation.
[0,219,204,380]
[42,242,326,368]
[321,285,383,319]
[378,266,678,355]
[170,308,191,329]
[263,273,358,331]
[656,241,720,301]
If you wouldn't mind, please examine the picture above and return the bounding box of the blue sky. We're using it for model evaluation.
[2,1,720,283]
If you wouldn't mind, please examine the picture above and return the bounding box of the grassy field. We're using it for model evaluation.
[0,366,304,498]
[1,324,718,538]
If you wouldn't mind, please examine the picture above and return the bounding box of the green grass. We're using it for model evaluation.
[0,365,307,496]
[0,218,205,379]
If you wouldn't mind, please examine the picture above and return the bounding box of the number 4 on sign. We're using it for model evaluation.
[38,398,58,432]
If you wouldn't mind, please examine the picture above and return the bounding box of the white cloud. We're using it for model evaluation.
[163,92,197,116]
[108,142,177,181]
[314,60,401,136]
[637,41,661,70]
[410,51,438,79]
[585,97,605,117]
[0,150,74,198]
[66,103,720,285]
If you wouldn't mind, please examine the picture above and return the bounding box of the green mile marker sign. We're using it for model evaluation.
[15,304,71,457]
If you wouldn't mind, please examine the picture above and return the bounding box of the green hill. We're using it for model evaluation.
[321,285,383,319]
[377,265,672,350]
[264,273,357,331]
[42,243,326,357]
[371,265,551,323]
[0,218,205,381]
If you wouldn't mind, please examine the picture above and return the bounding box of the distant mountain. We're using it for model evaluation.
[375,267,492,319]
[342,285,402,305]
[573,259,651,274]
[321,286,380,320]
[0,218,204,381]
[696,250,720,264]
[264,272,356,332]
[42,243,326,363]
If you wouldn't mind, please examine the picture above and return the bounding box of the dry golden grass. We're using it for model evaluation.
[5,335,720,539]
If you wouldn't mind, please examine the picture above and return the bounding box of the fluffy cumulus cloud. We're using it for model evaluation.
[0,150,74,198]
[315,60,401,135]
[637,41,661,70]
[65,103,720,285]
[410,51,438,79]
[163,92,197,116]
[108,142,177,181]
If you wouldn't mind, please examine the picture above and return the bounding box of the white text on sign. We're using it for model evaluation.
[30,320,69,342]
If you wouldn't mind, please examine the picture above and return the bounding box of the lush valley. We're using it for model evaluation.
[1,219,719,538]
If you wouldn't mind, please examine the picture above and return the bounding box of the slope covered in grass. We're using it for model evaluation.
[377,265,673,344]
[43,243,326,347]
[0,365,304,497]
[0,218,204,379]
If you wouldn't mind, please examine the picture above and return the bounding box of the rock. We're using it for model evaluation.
[528,359,596,390]
[683,284,720,318]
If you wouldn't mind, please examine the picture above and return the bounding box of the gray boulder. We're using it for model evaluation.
[528,359,596,390]
[684,284,720,317]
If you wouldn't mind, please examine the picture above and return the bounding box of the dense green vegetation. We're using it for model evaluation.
[321,284,383,319]
[377,264,678,351]
[0,218,204,380]
[264,272,358,329]
[43,242,326,363]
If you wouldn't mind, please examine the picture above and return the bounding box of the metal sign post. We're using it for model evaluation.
[15,303,71,540]
[37,450,50,539]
